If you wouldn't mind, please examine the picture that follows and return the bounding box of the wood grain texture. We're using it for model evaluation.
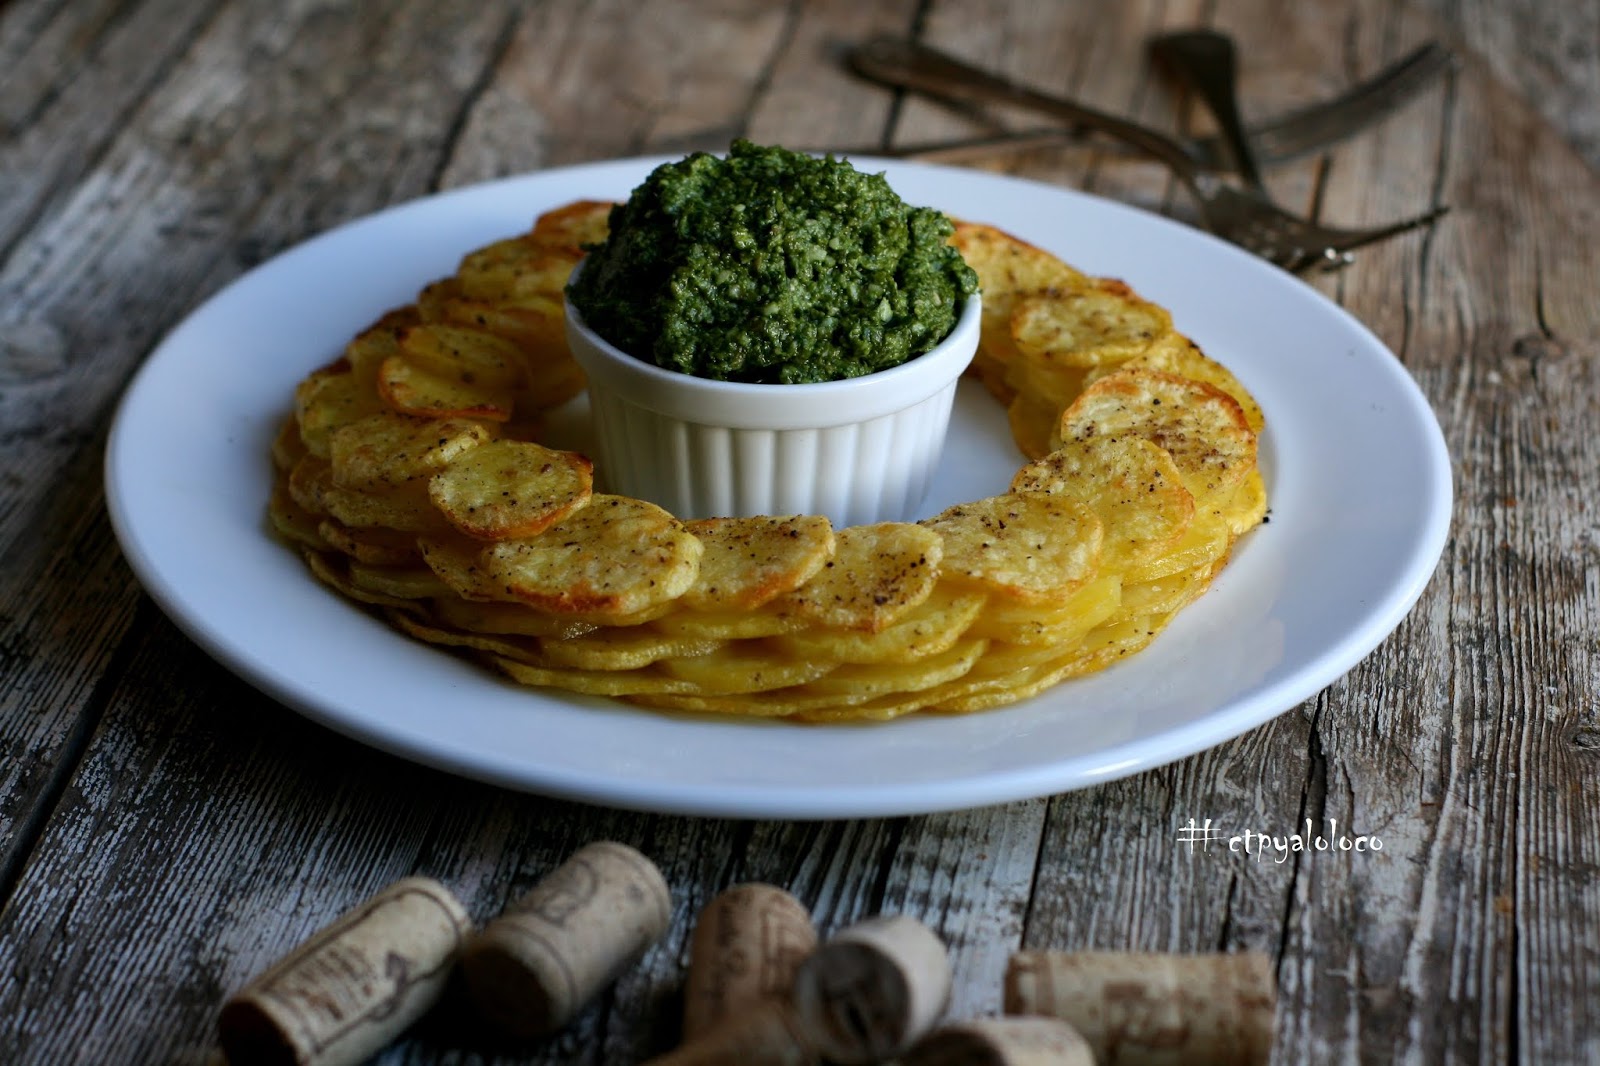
[0,0,1596,1063]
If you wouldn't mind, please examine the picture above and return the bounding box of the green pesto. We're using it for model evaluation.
[566,140,979,385]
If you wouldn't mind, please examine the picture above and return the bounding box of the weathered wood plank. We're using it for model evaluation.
[0,0,513,881]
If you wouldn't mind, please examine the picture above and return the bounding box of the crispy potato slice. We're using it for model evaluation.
[1005,391,1062,461]
[949,222,1087,366]
[418,535,500,600]
[492,656,705,698]
[287,455,333,515]
[322,483,450,534]
[649,606,806,641]
[1120,510,1233,585]
[1012,436,1195,570]
[681,515,836,611]
[774,522,944,633]
[799,637,988,697]
[1116,560,1221,620]
[920,493,1103,604]
[303,551,414,610]
[1086,333,1265,433]
[428,439,594,541]
[1220,469,1268,537]
[346,561,452,601]
[481,494,702,617]
[967,349,1017,404]
[390,611,544,664]
[538,628,724,672]
[1058,368,1256,507]
[268,482,329,550]
[1009,279,1173,370]
[341,308,420,377]
[378,355,516,421]
[329,411,491,492]
[967,573,1122,646]
[295,361,387,458]
[272,414,308,472]
[458,245,581,304]
[774,585,985,664]
[429,596,598,640]
[400,324,527,391]
[317,518,421,566]
[651,643,835,694]
[529,199,616,251]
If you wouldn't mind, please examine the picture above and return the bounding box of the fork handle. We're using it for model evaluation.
[1149,31,1266,190]
[849,37,1205,180]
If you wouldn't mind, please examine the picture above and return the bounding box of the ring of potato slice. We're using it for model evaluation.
[268,201,1267,722]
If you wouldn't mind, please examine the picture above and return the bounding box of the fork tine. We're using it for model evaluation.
[1322,205,1451,256]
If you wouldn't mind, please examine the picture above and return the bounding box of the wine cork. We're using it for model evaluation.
[458,840,672,1038]
[683,882,818,1040]
[644,1000,820,1066]
[1003,950,1276,1065]
[789,914,952,1064]
[218,876,472,1066]
[903,1016,1095,1065]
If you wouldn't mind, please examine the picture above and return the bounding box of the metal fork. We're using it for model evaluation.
[1150,29,1449,271]
[849,37,1449,272]
[849,37,1454,172]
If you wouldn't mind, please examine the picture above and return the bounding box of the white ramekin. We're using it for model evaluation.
[565,286,981,527]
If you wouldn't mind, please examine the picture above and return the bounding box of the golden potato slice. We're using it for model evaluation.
[268,482,329,550]
[377,354,516,421]
[649,606,806,641]
[773,522,944,633]
[491,656,705,698]
[538,628,724,672]
[1005,392,1062,461]
[481,494,702,617]
[316,518,421,566]
[418,535,500,600]
[774,585,986,664]
[949,222,1088,366]
[342,308,421,377]
[429,596,598,640]
[294,361,387,458]
[967,349,1017,404]
[799,637,988,697]
[1086,333,1266,433]
[967,573,1121,645]
[329,412,491,491]
[287,455,333,515]
[346,561,452,601]
[1116,560,1221,620]
[1220,469,1268,537]
[272,414,308,472]
[400,324,527,391]
[428,439,594,541]
[303,551,413,610]
[1120,510,1233,585]
[390,611,544,665]
[920,493,1103,604]
[321,483,450,534]
[681,515,836,611]
[1009,279,1173,370]
[529,199,616,251]
[458,245,581,304]
[1012,436,1195,570]
[652,644,834,694]
[1057,368,1256,507]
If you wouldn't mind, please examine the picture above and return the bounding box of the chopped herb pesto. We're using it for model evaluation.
[566,140,979,385]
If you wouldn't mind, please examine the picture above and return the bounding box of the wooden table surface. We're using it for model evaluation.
[3,1,1597,1062]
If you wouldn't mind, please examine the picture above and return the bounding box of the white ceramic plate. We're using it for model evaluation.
[105,156,1452,819]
